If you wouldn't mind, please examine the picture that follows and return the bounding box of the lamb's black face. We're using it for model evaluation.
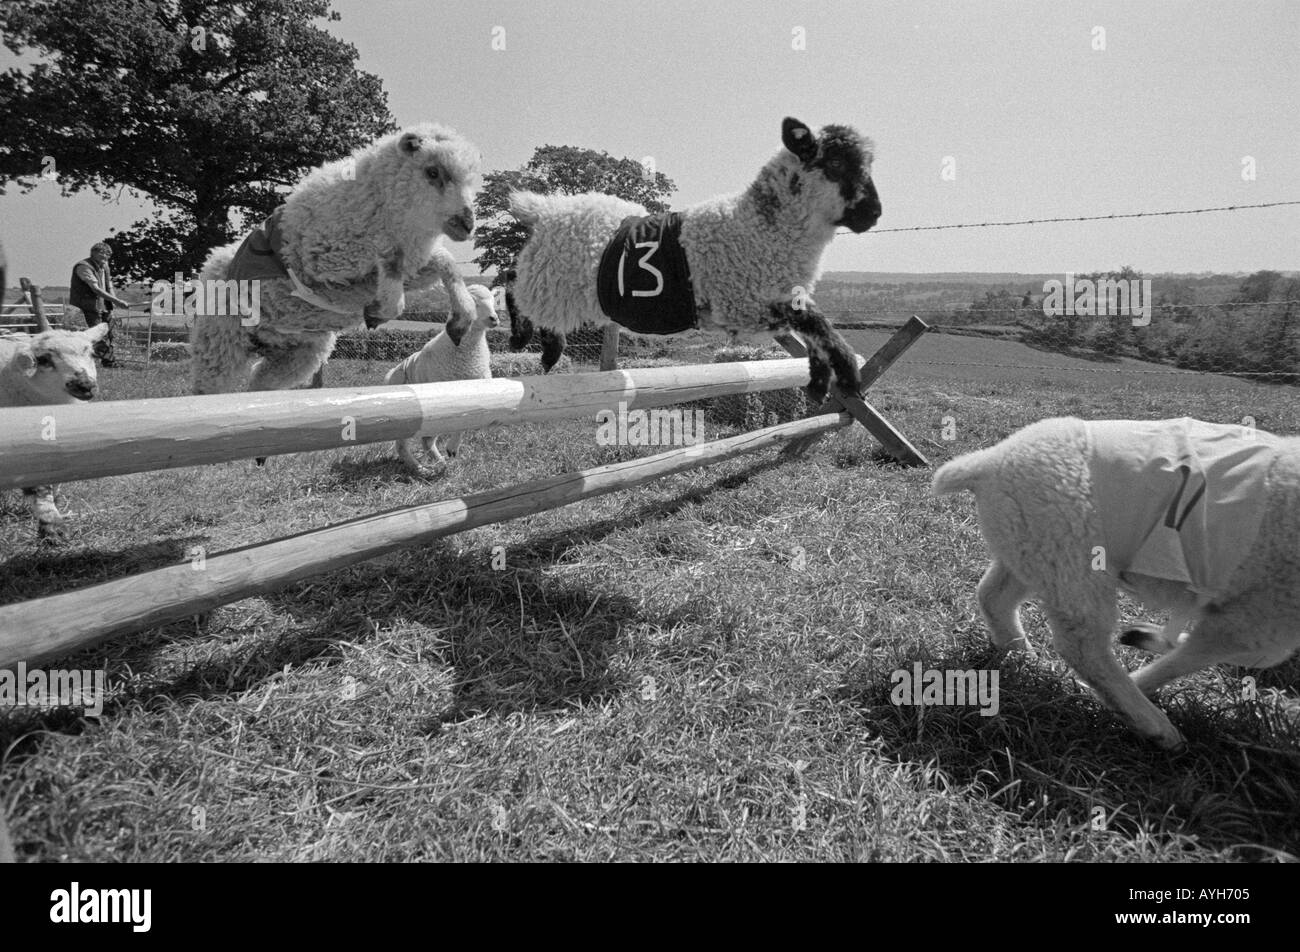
[810,124,881,233]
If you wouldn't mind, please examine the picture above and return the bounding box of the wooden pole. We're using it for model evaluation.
[599,324,620,371]
[0,411,852,668]
[0,358,820,489]
[776,316,930,464]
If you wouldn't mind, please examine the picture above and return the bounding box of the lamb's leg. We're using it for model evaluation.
[409,247,475,345]
[248,332,335,391]
[444,431,465,458]
[771,303,863,403]
[426,434,452,473]
[372,251,407,324]
[977,559,1035,655]
[505,287,534,351]
[23,485,65,540]
[1044,606,1185,749]
[538,328,567,372]
[1131,595,1298,697]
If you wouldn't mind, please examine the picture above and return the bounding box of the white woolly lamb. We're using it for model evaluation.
[384,284,499,475]
[0,318,109,539]
[191,123,484,395]
[933,416,1300,749]
[505,117,880,405]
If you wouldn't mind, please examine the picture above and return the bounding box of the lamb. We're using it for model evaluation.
[0,295,109,539]
[384,284,499,476]
[191,123,484,395]
[932,416,1300,749]
[504,117,880,405]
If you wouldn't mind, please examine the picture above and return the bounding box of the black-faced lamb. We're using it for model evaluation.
[504,117,880,404]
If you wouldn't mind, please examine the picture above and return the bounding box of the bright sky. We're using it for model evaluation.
[2,0,1297,285]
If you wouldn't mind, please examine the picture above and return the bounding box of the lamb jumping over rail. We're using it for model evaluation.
[384,284,500,476]
[191,123,485,395]
[504,117,881,404]
[0,280,109,539]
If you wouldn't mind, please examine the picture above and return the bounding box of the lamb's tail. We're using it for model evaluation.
[931,447,999,496]
[507,191,549,226]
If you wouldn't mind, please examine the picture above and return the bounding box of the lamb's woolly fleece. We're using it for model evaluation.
[384,285,497,475]
[1,325,107,539]
[509,136,867,339]
[385,285,497,387]
[933,416,1300,747]
[191,123,482,395]
[0,328,103,406]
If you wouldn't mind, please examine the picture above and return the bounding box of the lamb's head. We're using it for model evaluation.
[467,284,501,330]
[376,124,483,243]
[5,324,108,404]
[757,117,881,234]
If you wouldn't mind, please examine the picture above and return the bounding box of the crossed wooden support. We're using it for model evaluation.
[774,315,931,465]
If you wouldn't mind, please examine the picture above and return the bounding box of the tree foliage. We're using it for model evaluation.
[0,0,394,280]
[473,144,675,281]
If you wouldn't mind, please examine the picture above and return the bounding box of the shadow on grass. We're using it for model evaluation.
[3,455,791,742]
[0,535,208,603]
[834,637,1300,858]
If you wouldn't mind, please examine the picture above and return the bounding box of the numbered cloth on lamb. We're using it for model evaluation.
[228,207,291,282]
[596,212,697,335]
[226,206,358,317]
[1087,418,1278,599]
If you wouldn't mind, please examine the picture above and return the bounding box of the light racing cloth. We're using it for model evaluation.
[1087,418,1278,600]
[596,212,697,335]
[227,208,359,317]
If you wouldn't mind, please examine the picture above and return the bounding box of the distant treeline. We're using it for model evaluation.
[818,269,1300,381]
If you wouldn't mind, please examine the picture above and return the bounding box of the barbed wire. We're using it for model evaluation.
[850,200,1300,234]
[451,200,1298,265]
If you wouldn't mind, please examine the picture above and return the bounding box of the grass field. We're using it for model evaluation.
[2,335,1298,862]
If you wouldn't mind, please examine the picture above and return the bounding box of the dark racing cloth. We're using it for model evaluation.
[596,212,697,335]
[228,207,291,282]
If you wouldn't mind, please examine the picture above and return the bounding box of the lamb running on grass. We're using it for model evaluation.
[505,117,880,405]
[384,284,499,476]
[191,123,484,395]
[0,298,109,540]
[932,416,1300,749]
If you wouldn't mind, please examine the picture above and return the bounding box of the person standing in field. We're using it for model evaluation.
[69,241,130,367]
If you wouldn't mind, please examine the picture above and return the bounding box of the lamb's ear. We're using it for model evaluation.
[781,117,818,163]
[15,349,36,377]
[84,322,110,343]
[398,131,425,156]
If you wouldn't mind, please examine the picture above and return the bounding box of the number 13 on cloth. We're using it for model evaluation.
[596,212,699,335]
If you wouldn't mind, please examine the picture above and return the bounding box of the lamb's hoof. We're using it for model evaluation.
[255,456,268,467]
[1119,624,1176,655]
[1153,728,1187,752]
[404,461,448,479]
[37,519,68,543]
[363,303,389,330]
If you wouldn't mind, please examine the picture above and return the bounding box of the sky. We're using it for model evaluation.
[2,0,1297,286]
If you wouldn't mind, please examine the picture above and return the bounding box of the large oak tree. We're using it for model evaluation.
[0,0,394,279]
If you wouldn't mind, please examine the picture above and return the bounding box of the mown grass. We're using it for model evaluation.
[2,344,1298,862]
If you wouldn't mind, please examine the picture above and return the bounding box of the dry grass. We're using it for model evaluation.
[2,342,1299,862]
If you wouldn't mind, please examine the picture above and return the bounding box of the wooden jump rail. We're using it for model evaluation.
[0,318,930,489]
[0,412,853,667]
[0,319,929,668]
